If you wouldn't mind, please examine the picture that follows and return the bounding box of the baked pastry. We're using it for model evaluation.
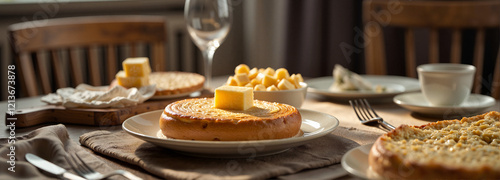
[149,72,204,96]
[159,98,302,141]
[369,111,500,179]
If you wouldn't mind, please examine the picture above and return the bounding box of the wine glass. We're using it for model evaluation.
[185,0,232,91]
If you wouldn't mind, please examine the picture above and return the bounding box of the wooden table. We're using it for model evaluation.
[2,79,499,179]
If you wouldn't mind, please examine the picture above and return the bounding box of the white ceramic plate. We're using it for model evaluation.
[341,143,382,179]
[393,92,496,117]
[149,87,203,100]
[122,109,339,158]
[306,75,420,100]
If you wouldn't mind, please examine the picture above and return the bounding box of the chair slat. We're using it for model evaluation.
[492,46,500,99]
[106,45,118,83]
[88,47,101,86]
[473,29,485,94]
[130,43,137,57]
[152,42,165,71]
[69,48,84,86]
[405,28,417,77]
[364,24,386,75]
[51,50,68,88]
[450,29,462,63]
[429,29,439,63]
[19,53,39,96]
[36,52,52,94]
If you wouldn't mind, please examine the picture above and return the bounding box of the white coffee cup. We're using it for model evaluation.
[417,63,476,106]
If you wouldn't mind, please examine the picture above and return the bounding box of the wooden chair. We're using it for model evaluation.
[363,0,500,98]
[8,15,168,97]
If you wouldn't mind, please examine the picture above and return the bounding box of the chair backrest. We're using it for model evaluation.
[363,0,500,98]
[8,15,168,97]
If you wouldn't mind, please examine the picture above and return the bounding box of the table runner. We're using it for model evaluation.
[79,126,381,179]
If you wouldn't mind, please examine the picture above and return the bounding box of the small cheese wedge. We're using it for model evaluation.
[289,74,302,88]
[262,75,277,87]
[234,64,250,74]
[277,79,296,90]
[123,57,151,77]
[295,73,304,82]
[116,71,149,88]
[250,79,261,86]
[254,84,266,91]
[267,85,279,91]
[262,67,275,76]
[234,73,250,86]
[248,68,259,79]
[214,86,254,110]
[226,76,238,86]
[274,68,290,80]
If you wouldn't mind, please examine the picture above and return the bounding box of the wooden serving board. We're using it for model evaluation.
[6,94,212,128]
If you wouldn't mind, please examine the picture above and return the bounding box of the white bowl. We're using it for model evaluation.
[254,82,308,108]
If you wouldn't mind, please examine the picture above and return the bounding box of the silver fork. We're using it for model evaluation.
[67,152,143,180]
[349,99,396,131]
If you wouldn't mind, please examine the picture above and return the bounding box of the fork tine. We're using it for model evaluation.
[362,99,379,117]
[349,100,364,121]
[359,99,374,119]
[356,99,372,120]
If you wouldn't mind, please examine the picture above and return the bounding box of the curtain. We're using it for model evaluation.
[283,0,363,77]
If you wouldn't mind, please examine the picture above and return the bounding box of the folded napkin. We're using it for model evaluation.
[41,84,156,108]
[0,125,132,180]
[80,127,381,180]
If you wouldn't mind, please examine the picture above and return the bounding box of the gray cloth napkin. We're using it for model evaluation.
[0,124,122,180]
[79,126,381,180]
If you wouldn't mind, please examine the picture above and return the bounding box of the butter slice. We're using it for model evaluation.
[123,57,151,77]
[116,71,150,88]
[214,86,253,110]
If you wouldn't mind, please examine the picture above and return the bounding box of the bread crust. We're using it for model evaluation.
[159,98,302,141]
[369,111,500,179]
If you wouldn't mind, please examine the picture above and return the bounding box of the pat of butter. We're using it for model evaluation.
[116,71,150,88]
[214,86,253,110]
[123,57,151,77]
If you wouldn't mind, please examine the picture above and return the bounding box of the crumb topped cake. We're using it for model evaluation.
[159,98,302,141]
[369,111,500,179]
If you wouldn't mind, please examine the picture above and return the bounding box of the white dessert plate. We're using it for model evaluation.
[122,109,339,158]
[393,92,496,117]
[341,143,382,179]
[306,75,420,100]
[149,87,203,100]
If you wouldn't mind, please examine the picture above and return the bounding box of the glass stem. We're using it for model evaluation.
[202,48,216,91]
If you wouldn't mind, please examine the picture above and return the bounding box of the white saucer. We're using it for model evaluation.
[122,109,339,158]
[393,92,496,117]
[341,143,382,179]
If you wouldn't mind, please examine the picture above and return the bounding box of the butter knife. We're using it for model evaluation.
[25,153,86,180]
